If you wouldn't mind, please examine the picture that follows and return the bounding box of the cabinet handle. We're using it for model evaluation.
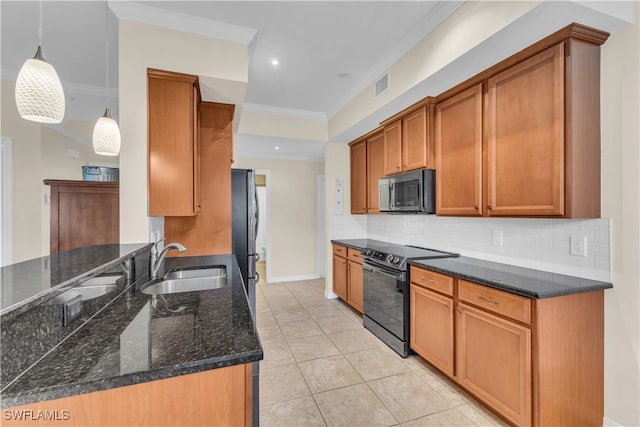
[422,277,435,283]
[457,309,462,314]
[444,303,450,309]
[479,296,499,305]
[473,205,479,210]
[487,205,493,210]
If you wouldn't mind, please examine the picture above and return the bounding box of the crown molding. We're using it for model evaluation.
[243,103,326,121]
[109,1,257,45]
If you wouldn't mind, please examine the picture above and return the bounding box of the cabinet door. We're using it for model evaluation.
[347,260,363,313]
[366,131,385,213]
[350,140,367,214]
[486,44,565,216]
[148,72,199,216]
[410,284,454,378]
[402,106,428,172]
[457,302,531,426]
[383,120,402,175]
[436,84,483,216]
[332,255,348,301]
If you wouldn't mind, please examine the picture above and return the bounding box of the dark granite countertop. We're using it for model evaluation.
[1,243,153,317]
[331,238,392,251]
[1,254,262,408]
[410,256,613,299]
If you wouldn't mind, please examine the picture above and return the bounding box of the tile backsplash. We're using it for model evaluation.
[332,214,610,282]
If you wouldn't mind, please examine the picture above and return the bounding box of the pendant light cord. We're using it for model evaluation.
[38,0,43,46]
[105,0,109,109]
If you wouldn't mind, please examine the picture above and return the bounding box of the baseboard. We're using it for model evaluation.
[603,416,624,427]
[267,273,322,283]
[325,291,339,299]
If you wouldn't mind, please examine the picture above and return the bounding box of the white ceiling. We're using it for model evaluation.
[0,1,463,160]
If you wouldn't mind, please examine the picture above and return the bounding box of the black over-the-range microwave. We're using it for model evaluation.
[379,168,436,213]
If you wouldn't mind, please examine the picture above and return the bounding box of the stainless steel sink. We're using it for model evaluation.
[164,267,226,280]
[141,275,227,295]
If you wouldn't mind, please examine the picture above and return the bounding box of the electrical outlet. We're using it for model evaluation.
[570,235,588,257]
[492,230,503,246]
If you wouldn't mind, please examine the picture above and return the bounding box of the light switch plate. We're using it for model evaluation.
[492,230,503,246]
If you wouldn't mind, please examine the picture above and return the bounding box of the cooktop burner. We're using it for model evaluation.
[361,243,458,271]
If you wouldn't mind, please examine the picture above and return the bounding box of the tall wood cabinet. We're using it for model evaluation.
[148,69,201,217]
[45,180,119,254]
[435,84,483,216]
[164,102,234,256]
[435,24,608,218]
[349,128,384,215]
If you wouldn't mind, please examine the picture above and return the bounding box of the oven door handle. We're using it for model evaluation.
[362,262,404,280]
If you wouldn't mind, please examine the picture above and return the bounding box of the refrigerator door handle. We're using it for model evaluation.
[255,271,260,285]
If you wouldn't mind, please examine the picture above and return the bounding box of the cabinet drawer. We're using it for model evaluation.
[347,247,363,264]
[458,280,531,325]
[332,244,347,257]
[410,266,454,296]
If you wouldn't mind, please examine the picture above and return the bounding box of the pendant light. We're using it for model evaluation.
[93,0,121,156]
[14,1,65,124]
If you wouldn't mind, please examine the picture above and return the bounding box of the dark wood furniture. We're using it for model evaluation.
[45,180,119,254]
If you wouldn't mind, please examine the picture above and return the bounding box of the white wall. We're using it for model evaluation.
[118,20,248,244]
[234,157,324,282]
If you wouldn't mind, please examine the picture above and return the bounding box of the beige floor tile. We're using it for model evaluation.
[345,347,413,381]
[257,310,278,326]
[402,408,475,426]
[286,286,320,299]
[456,403,509,427]
[261,337,297,369]
[256,301,273,313]
[298,355,364,393]
[369,372,457,423]
[288,334,341,362]
[326,328,385,354]
[260,363,311,406]
[314,383,398,427]
[257,324,285,342]
[315,314,362,334]
[296,295,335,308]
[273,308,313,324]
[260,395,326,427]
[279,319,324,340]
[305,303,346,320]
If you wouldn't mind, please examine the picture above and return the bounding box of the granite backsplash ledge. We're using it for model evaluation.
[0,251,152,390]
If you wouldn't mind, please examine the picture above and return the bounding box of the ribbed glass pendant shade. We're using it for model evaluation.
[93,108,121,156]
[15,46,65,124]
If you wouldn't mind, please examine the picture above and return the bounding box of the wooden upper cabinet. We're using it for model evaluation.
[435,84,483,216]
[383,99,435,176]
[486,44,565,216]
[366,131,385,213]
[148,69,201,217]
[349,139,367,214]
[383,120,403,175]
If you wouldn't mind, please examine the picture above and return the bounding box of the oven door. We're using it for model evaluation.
[362,260,408,344]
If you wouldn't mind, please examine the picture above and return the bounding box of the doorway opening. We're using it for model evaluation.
[255,171,269,284]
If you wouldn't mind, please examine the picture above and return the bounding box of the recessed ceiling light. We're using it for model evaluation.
[275,146,280,150]
[271,59,279,66]
[337,73,351,78]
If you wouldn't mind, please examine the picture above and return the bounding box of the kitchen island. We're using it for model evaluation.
[1,248,262,426]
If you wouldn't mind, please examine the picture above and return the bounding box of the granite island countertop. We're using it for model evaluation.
[1,254,263,408]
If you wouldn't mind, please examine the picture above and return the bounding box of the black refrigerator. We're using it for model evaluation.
[231,168,259,426]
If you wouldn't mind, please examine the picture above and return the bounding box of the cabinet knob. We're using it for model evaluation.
[487,205,493,210]
[473,205,479,210]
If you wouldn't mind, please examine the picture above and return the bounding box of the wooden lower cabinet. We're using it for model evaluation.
[410,284,454,377]
[331,244,363,313]
[457,302,531,426]
[3,364,252,427]
[409,266,605,426]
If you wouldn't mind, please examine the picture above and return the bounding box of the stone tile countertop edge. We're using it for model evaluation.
[1,254,263,408]
[331,238,612,299]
